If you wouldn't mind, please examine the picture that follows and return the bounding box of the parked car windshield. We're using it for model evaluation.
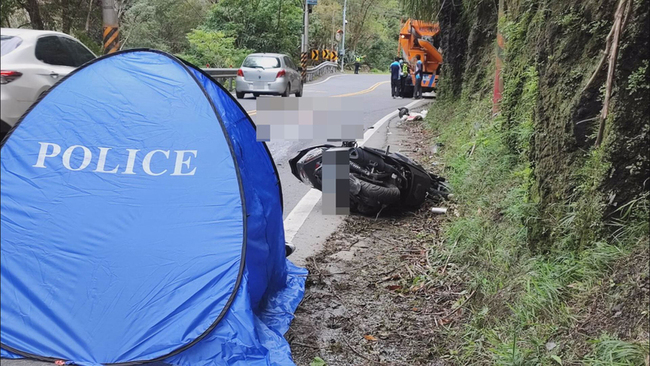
[242,56,281,69]
[1,35,22,56]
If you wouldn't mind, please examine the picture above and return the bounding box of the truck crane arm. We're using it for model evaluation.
[397,19,443,96]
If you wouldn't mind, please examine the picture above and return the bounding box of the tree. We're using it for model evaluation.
[1,0,23,28]
[1,0,106,52]
[178,29,249,68]
[120,0,210,53]
[309,0,343,51]
[12,0,45,29]
[400,0,441,22]
[203,0,303,58]
[309,0,401,69]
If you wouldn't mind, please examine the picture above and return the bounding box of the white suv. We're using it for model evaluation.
[1,28,96,137]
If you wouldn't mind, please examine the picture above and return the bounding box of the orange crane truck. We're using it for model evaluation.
[398,19,443,97]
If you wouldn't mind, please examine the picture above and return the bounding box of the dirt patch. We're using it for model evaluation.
[566,243,650,357]
[286,118,468,365]
[582,245,649,339]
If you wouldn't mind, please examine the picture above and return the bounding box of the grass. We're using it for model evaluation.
[583,334,649,366]
[423,92,649,365]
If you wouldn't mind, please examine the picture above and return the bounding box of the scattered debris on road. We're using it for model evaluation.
[397,107,428,121]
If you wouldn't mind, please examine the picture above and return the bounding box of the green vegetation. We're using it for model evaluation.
[431,88,649,365]
[584,334,649,365]
[626,60,650,98]
[310,356,327,366]
[178,30,249,68]
[426,77,648,366]
[202,0,303,59]
[121,0,210,54]
[402,0,649,363]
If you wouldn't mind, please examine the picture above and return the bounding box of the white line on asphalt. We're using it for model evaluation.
[305,74,344,86]
[360,99,427,143]
[283,189,322,245]
[283,98,428,245]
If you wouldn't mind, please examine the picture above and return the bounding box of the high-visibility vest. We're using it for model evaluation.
[355,57,361,62]
[401,63,408,76]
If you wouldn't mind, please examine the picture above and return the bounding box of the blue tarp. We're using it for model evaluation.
[0,50,306,365]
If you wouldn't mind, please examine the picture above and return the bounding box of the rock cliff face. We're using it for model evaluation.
[436,0,648,250]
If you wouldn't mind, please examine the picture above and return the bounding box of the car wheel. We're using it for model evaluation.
[236,91,245,99]
[403,86,414,98]
[295,83,303,97]
[282,84,291,97]
[0,120,11,143]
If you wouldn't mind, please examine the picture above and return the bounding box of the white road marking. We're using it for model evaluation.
[283,98,428,245]
[305,74,344,86]
[283,189,323,245]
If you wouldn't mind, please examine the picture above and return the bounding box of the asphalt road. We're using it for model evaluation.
[0,72,431,366]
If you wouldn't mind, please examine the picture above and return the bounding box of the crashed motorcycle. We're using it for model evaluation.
[289,141,448,215]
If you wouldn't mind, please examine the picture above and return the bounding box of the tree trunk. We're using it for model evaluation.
[595,0,628,147]
[349,0,370,52]
[61,0,72,34]
[23,0,45,29]
[277,0,282,41]
[3,12,13,28]
[85,0,93,31]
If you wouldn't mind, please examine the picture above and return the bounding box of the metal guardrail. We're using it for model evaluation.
[304,61,339,83]
[202,68,238,91]
[203,68,238,78]
[202,61,340,91]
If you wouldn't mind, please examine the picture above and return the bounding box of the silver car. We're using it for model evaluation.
[235,53,303,99]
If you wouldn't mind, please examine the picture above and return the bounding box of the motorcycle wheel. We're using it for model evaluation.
[358,179,401,205]
[350,179,401,215]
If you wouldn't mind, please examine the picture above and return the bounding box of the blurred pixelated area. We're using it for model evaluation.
[322,148,350,215]
[255,97,363,142]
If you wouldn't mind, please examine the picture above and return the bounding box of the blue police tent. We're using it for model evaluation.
[0,49,307,366]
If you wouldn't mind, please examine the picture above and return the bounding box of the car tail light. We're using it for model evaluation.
[1,70,22,84]
[276,69,286,78]
[237,69,244,77]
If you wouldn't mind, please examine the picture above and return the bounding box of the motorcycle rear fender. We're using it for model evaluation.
[289,144,335,181]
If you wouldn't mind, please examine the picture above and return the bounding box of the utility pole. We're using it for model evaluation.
[340,0,347,72]
[101,0,119,54]
[301,0,310,81]
[331,12,335,52]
